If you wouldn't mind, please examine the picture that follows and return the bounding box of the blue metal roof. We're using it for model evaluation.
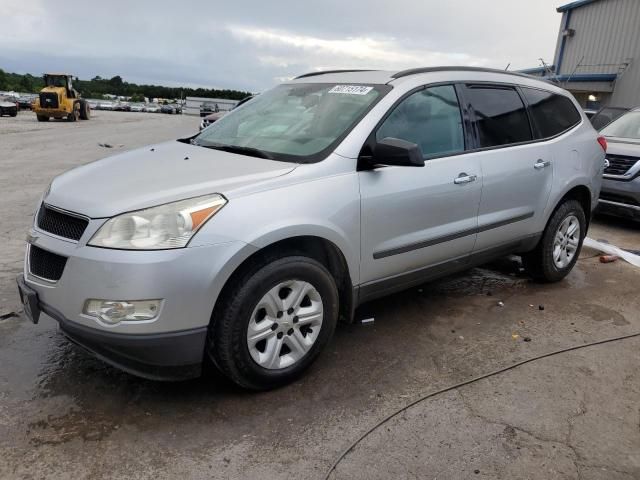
[557,0,603,13]
[549,73,617,82]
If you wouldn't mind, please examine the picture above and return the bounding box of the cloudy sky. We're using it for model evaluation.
[1,0,564,92]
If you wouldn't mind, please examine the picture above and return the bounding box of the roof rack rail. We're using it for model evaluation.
[294,69,377,79]
[391,66,533,80]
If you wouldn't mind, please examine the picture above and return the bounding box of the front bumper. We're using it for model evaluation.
[18,274,205,380]
[597,176,640,219]
[20,216,253,379]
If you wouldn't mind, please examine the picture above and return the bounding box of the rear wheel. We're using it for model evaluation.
[36,115,49,122]
[209,256,339,390]
[79,100,90,120]
[522,199,586,282]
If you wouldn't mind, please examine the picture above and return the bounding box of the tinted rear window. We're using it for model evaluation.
[465,86,532,147]
[521,88,581,138]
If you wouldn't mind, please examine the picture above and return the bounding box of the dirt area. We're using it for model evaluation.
[1,110,639,480]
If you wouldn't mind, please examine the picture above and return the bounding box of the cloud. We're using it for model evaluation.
[1,0,562,91]
[228,25,488,72]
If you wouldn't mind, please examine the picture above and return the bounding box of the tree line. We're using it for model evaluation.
[0,69,252,100]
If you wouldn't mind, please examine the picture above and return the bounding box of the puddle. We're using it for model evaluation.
[581,303,629,326]
[429,257,529,297]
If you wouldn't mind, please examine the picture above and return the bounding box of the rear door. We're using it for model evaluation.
[461,84,553,252]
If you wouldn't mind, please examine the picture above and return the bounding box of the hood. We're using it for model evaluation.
[46,141,297,218]
[0,99,16,107]
[605,136,640,156]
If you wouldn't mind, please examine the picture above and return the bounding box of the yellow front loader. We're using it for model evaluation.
[32,73,90,122]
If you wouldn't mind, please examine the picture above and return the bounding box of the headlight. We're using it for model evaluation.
[88,194,226,250]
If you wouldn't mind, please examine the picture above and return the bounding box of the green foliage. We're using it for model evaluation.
[0,70,252,100]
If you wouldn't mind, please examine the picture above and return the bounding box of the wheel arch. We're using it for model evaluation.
[553,184,593,229]
[212,235,356,327]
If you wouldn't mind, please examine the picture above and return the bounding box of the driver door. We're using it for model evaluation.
[358,84,482,296]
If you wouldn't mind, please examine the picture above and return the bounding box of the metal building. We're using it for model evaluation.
[522,0,639,109]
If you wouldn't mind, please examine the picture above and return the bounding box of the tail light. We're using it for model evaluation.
[597,136,607,152]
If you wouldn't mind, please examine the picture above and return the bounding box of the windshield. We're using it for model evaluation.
[45,76,67,87]
[193,83,388,162]
[600,111,640,140]
[591,107,629,130]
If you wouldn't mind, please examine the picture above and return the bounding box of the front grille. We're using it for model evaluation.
[39,92,59,109]
[37,204,88,241]
[604,154,639,176]
[29,245,67,281]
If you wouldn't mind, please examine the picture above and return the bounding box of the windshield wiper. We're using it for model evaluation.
[195,142,272,159]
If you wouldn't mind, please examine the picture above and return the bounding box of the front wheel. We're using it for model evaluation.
[522,199,586,282]
[209,256,339,390]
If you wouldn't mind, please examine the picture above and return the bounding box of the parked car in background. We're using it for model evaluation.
[18,67,605,390]
[0,96,19,117]
[200,102,219,117]
[145,104,160,113]
[87,100,99,110]
[597,107,640,220]
[161,104,182,114]
[18,96,34,109]
[114,102,131,112]
[130,103,146,112]
[200,111,226,130]
[590,106,630,130]
[97,101,114,110]
[200,95,254,130]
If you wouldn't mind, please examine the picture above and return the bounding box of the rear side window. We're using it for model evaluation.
[376,85,465,158]
[465,86,532,147]
[521,88,581,138]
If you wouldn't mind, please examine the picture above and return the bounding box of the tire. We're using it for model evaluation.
[209,256,339,390]
[522,199,586,283]
[10,109,17,117]
[36,115,49,122]
[67,103,80,122]
[79,100,90,120]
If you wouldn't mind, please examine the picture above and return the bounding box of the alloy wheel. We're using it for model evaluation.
[246,280,323,370]
[552,214,580,269]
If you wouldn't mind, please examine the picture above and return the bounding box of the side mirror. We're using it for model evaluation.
[371,137,425,167]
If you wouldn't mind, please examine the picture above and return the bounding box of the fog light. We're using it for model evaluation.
[83,299,161,325]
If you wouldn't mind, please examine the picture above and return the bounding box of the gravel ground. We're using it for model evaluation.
[1,110,639,480]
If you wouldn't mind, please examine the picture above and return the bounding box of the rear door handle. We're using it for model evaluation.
[534,159,551,169]
[454,173,477,184]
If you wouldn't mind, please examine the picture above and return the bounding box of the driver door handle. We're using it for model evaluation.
[454,173,477,184]
[534,159,551,169]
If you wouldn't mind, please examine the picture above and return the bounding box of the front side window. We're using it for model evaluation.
[194,83,388,163]
[521,88,581,138]
[376,85,465,158]
[465,86,532,147]
[600,111,640,140]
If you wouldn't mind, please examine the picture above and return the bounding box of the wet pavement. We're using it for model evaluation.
[1,111,639,479]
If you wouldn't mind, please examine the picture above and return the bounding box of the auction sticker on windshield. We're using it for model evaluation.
[328,85,374,95]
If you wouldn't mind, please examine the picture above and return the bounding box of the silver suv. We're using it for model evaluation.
[17,67,605,390]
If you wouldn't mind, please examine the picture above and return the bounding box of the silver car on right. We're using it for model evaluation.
[597,107,640,220]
